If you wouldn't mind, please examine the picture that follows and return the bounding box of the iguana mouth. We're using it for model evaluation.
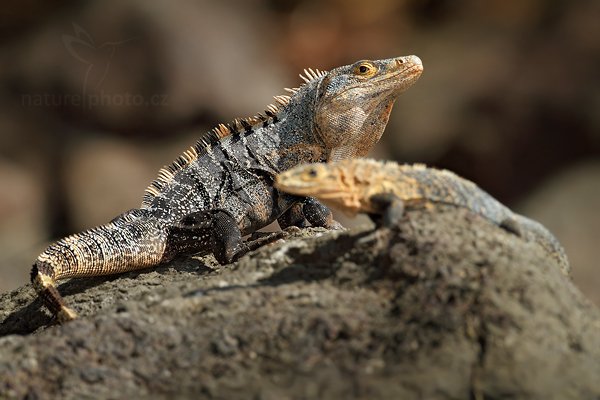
[370,63,423,87]
[387,64,422,80]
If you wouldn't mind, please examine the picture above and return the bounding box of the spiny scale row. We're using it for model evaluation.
[299,68,326,83]
[140,67,328,208]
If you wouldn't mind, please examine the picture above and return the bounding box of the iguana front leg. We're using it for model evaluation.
[277,197,343,230]
[277,202,310,230]
[367,193,405,229]
[302,197,344,230]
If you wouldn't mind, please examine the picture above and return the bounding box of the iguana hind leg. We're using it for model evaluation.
[168,209,284,265]
[166,210,239,264]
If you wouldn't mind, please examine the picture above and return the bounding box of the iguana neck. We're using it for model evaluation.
[269,77,329,169]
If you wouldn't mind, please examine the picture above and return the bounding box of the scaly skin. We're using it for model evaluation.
[31,56,423,322]
[275,159,570,276]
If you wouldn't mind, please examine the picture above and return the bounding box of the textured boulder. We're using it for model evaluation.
[1,206,599,399]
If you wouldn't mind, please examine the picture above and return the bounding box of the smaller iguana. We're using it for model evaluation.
[275,159,570,275]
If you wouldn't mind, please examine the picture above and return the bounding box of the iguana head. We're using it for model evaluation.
[313,55,423,161]
[275,161,363,215]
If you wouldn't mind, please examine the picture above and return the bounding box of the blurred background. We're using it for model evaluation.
[0,0,598,304]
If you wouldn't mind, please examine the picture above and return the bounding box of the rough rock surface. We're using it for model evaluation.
[1,206,599,399]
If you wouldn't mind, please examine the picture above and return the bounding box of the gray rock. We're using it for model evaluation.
[1,206,599,399]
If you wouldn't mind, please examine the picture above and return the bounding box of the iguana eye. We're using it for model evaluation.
[353,61,377,77]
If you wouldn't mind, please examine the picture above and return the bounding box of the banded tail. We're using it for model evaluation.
[31,210,167,322]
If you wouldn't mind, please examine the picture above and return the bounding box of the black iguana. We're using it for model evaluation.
[274,158,570,275]
[31,56,424,322]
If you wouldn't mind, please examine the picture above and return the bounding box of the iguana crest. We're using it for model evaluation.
[141,68,328,207]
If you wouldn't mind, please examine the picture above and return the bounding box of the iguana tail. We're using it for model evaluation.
[515,215,570,276]
[31,209,167,322]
